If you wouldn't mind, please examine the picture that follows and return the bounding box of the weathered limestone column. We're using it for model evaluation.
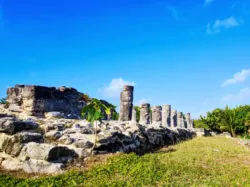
[152,106,162,124]
[171,110,177,128]
[162,105,171,128]
[119,85,134,121]
[181,116,185,128]
[177,112,183,128]
[139,103,150,125]
[132,107,137,122]
[185,113,191,129]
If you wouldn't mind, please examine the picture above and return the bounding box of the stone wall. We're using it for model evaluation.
[0,84,197,174]
[0,115,195,174]
[6,85,85,117]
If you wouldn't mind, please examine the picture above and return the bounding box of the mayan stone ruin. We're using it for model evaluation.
[119,85,134,121]
[162,105,171,127]
[6,85,86,118]
[0,84,195,174]
[139,103,151,124]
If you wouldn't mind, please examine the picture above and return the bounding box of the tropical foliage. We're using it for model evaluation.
[81,98,116,150]
[0,97,6,104]
[134,106,140,122]
[194,105,250,137]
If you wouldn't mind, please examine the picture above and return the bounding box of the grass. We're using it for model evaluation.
[0,136,250,186]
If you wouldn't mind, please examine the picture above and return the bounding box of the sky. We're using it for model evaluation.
[0,0,250,119]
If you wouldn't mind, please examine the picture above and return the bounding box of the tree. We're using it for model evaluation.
[200,108,224,132]
[81,98,115,153]
[234,105,250,134]
[193,119,209,129]
[198,105,250,137]
[134,106,140,122]
[220,106,237,137]
[244,112,250,138]
[0,98,6,104]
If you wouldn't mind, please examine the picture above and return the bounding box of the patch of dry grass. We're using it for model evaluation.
[0,137,250,186]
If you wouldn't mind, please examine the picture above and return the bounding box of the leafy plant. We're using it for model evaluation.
[99,100,117,120]
[244,112,250,138]
[112,112,119,121]
[220,106,237,137]
[0,97,6,104]
[134,106,140,122]
[197,105,250,137]
[81,98,115,152]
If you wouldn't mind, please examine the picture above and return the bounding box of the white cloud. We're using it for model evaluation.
[207,16,241,34]
[204,0,215,6]
[135,98,148,106]
[221,87,250,104]
[167,6,180,20]
[222,69,250,87]
[100,78,135,99]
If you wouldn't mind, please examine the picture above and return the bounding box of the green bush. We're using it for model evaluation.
[197,105,250,137]
[0,97,6,104]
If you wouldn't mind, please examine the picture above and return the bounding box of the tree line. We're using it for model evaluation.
[194,105,250,138]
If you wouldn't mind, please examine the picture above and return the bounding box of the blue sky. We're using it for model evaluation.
[0,0,250,118]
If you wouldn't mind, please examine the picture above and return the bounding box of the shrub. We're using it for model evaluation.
[0,97,6,104]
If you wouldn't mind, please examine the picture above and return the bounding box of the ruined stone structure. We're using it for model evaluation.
[177,112,185,128]
[185,113,193,129]
[132,107,137,122]
[6,85,85,117]
[152,106,162,124]
[162,105,171,128]
[171,110,177,128]
[177,112,182,128]
[181,116,185,128]
[139,103,151,125]
[119,86,134,121]
[0,84,197,174]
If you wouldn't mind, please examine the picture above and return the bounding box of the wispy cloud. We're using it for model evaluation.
[204,0,215,6]
[206,16,241,34]
[99,78,135,99]
[221,87,250,104]
[167,6,180,20]
[222,69,250,87]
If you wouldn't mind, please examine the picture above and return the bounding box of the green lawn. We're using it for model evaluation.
[1,137,250,186]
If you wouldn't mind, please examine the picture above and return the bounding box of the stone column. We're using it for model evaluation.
[152,106,162,124]
[171,110,177,128]
[132,107,137,122]
[185,113,191,129]
[181,116,185,128]
[139,103,150,125]
[177,112,183,128]
[162,105,171,127]
[119,85,134,121]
